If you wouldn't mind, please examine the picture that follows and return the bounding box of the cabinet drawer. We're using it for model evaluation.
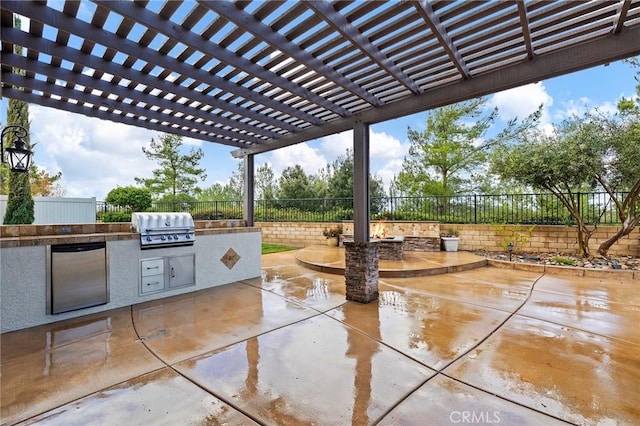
[141,275,165,293]
[141,258,164,277]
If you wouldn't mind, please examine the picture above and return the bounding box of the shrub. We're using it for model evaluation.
[551,257,576,266]
[492,223,536,253]
[102,211,132,223]
[105,186,152,212]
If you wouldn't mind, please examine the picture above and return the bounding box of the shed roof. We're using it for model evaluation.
[2,0,639,158]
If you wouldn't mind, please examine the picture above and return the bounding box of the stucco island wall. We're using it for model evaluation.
[1,229,261,333]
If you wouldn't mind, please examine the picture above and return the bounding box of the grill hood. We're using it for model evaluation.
[131,212,195,249]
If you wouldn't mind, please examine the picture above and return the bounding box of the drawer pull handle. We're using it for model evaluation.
[146,266,159,270]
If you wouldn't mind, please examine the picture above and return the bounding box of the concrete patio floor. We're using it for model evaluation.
[2,249,639,425]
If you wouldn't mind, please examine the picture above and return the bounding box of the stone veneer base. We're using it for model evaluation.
[344,241,379,303]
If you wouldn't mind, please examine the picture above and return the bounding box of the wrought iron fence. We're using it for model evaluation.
[97,191,630,225]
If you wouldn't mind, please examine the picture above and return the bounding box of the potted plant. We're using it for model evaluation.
[440,228,460,252]
[323,224,343,247]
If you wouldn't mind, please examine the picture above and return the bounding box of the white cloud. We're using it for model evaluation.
[314,130,408,188]
[29,106,157,199]
[490,82,553,126]
[318,131,351,158]
[267,143,327,176]
[318,130,407,161]
[376,158,404,189]
[553,97,619,121]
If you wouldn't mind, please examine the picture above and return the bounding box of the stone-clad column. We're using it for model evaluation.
[344,241,379,303]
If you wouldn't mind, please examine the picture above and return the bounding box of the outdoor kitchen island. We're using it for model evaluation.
[0,220,261,333]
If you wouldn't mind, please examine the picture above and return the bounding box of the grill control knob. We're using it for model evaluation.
[185,234,191,239]
[161,235,166,241]
[146,236,152,242]
[173,234,179,240]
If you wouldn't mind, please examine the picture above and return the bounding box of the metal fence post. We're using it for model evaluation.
[474,194,477,224]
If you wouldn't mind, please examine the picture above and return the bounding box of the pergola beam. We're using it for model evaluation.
[232,23,640,157]
[0,26,296,136]
[614,0,632,33]
[517,1,535,59]
[3,1,323,128]
[414,0,471,79]
[199,0,383,107]
[2,53,278,141]
[305,0,420,95]
[2,72,254,147]
[4,87,241,146]
[94,0,351,119]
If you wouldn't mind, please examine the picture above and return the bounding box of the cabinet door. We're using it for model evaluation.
[168,254,195,288]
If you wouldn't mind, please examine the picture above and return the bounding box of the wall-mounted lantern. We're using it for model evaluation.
[1,125,33,173]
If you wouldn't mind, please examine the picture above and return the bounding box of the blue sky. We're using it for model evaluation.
[1,42,637,199]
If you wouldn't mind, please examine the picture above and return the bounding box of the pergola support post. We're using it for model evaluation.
[345,121,378,303]
[243,154,254,227]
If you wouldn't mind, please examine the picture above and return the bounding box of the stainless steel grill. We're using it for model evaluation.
[131,212,195,249]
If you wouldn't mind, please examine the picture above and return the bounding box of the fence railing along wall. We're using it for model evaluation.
[97,192,630,225]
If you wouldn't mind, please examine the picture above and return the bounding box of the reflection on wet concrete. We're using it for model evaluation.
[174,315,435,425]
[1,308,163,424]
[295,245,488,277]
[25,368,257,425]
[328,287,510,370]
[255,266,347,312]
[132,282,318,364]
[382,267,539,312]
[534,275,640,306]
[380,374,566,425]
[445,315,640,425]
[519,290,640,345]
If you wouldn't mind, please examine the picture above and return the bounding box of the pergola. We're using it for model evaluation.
[2,0,640,244]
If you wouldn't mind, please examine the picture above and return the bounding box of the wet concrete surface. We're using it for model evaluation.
[296,246,488,277]
[1,308,164,425]
[21,368,258,425]
[2,248,639,425]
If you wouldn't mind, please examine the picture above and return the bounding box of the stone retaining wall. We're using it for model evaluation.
[258,221,639,256]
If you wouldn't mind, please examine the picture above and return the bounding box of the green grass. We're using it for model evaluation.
[261,243,297,255]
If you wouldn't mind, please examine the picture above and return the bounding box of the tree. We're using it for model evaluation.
[29,167,65,196]
[396,98,496,196]
[3,98,34,224]
[593,61,640,255]
[396,98,540,196]
[135,134,206,205]
[490,114,638,258]
[278,165,314,199]
[3,14,34,224]
[1,166,65,196]
[325,148,387,213]
[105,186,152,212]
[227,161,245,199]
[490,119,596,257]
[256,163,277,200]
[198,182,241,201]
[277,165,316,210]
[492,60,640,258]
